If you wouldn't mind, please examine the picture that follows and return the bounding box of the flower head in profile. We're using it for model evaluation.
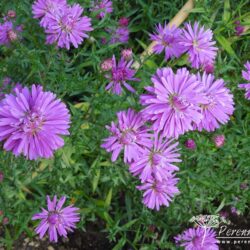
[150,23,185,60]
[180,22,218,69]
[129,134,181,182]
[91,0,113,19]
[0,85,70,160]
[32,196,80,242]
[137,174,179,210]
[104,55,139,95]
[109,26,129,44]
[140,67,205,138]
[174,227,219,250]
[194,73,234,132]
[239,61,250,100]
[0,21,22,45]
[45,4,93,50]
[101,109,151,163]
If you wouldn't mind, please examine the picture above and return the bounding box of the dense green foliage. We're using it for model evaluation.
[0,0,249,249]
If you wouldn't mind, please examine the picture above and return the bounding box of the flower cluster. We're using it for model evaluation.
[0,11,22,46]
[175,227,219,250]
[150,22,217,70]
[32,196,80,242]
[0,84,70,160]
[239,61,250,100]
[32,0,93,49]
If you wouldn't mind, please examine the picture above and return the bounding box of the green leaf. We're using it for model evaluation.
[105,188,113,208]
[216,34,237,58]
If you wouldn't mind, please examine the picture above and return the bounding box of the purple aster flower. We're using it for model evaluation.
[137,174,179,210]
[194,73,234,132]
[0,85,70,160]
[109,26,129,44]
[104,55,139,95]
[239,61,250,100]
[45,4,93,50]
[175,227,219,250]
[0,21,22,45]
[129,134,181,182]
[140,67,205,138]
[150,23,185,60]
[101,109,152,164]
[213,134,225,148]
[32,0,67,19]
[184,139,196,150]
[91,0,113,19]
[32,196,80,242]
[180,22,218,69]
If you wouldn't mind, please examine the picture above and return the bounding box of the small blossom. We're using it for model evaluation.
[32,196,80,242]
[137,174,179,210]
[175,227,219,250]
[239,61,250,100]
[104,55,139,95]
[121,48,133,60]
[180,22,218,69]
[204,62,214,74]
[101,109,152,163]
[7,10,16,18]
[184,139,196,150]
[213,134,225,148]
[91,0,113,19]
[109,26,129,44]
[234,20,244,36]
[150,23,185,60]
[101,58,113,71]
[119,17,129,27]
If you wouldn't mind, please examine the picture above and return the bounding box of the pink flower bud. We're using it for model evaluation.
[204,63,214,74]
[7,10,16,18]
[121,48,133,60]
[184,139,196,150]
[101,58,113,71]
[213,135,225,148]
[119,17,129,27]
[3,217,9,225]
[8,30,17,41]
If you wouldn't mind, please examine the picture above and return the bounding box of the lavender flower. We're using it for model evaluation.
[150,23,185,60]
[213,134,225,148]
[180,22,218,69]
[0,85,70,160]
[104,55,139,95]
[184,139,196,150]
[45,4,93,50]
[32,196,80,242]
[175,227,219,250]
[101,109,151,163]
[109,26,129,44]
[239,61,250,100]
[0,21,22,45]
[137,174,179,210]
[129,134,181,182]
[140,67,205,138]
[194,73,234,132]
[91,0,113,19]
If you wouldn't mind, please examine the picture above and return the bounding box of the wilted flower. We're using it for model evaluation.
[180,22,218,69]
[91,0,113,19]
[0,85,70,160]
[137,174,179,210]
[239,61,250,100]
[140,67,205,138]
[150,23,185,60]
[7,10,16,19]
[175,227,219,250]
[101,109,151,163]
[121,48,133,60]
[101,58,113,71]
[104,55,139,95]
[0,21,22,45]
[213,134,225,148]
[32,196,80,242]
[194,73,234,132]
[119,17,129,27]
[109,26,129,44]
[45,4,93,50]
[129,134,181,182]
[184,139,196,150]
